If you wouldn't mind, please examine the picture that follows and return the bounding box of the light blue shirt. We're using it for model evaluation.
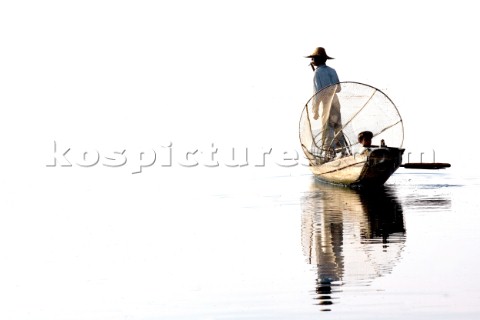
[313,65,340,93]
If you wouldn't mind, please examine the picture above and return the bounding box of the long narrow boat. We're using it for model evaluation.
[299,82,405,187]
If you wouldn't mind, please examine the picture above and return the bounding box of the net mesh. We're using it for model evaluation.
[299,81,403,164]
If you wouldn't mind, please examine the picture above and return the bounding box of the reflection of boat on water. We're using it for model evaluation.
[301,179,406,311]
[299,82,405,187]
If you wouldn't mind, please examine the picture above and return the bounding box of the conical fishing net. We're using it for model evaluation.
[299,81,403,165]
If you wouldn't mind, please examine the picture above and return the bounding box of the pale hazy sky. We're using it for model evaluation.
[1,0,478,169]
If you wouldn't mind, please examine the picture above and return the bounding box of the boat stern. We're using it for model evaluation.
[355,147,405,187]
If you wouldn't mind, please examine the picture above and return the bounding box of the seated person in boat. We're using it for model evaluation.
[358,131,373,154]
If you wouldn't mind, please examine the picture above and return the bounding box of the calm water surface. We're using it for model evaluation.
[1,166,479,320]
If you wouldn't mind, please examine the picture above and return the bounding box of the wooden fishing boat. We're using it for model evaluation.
[299,82,405,187]
[307,146,405,187]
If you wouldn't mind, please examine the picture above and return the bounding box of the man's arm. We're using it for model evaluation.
[332,69,341,92]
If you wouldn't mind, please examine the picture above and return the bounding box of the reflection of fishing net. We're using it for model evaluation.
[299,82,404,164]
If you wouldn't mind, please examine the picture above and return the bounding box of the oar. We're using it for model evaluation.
[400,162,451,169]
[400,150,451,169]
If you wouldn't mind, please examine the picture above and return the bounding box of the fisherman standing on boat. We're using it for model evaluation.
[306,47,348,157]
[307,47,340,108]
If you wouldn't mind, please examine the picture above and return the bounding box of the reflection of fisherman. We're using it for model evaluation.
[301,181,406,309]
[306,47,348,155]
